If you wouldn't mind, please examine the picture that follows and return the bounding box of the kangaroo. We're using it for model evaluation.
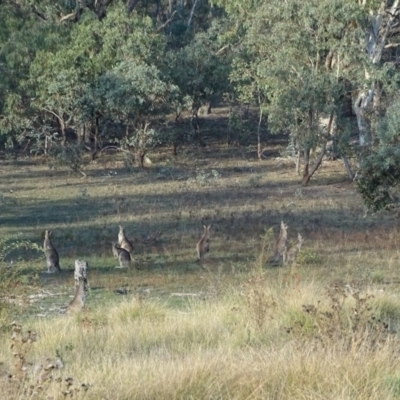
[66,277,88,314]
[74,259,88,286]
[118,225,134,256]
[284,233,303,265]
[43,230,61,273]
[112,242,131,268]
[269,221,288,264]
[196,225,211,262]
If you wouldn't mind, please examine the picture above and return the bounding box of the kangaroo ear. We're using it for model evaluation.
[207,224,212,230]
[203,225,207,230]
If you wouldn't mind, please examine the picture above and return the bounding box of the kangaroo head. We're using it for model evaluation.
[203,225,211,236]
[45,230,52,239]
[119,225,124,233]
[280,221,288,231]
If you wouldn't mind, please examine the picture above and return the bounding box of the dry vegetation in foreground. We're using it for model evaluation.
[1,142,400,399]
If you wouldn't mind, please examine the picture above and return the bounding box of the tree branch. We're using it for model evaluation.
[372,0,399,64]
[186,0,199,33]
[216,44,229,56]
[156,11,176,32]
[42,108,63,125]
[60,12,77,23]
[30,5,47,21]
[384,42,400,48]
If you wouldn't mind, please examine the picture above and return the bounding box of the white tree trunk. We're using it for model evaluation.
[356,0,399,146]
[354,84,374,146]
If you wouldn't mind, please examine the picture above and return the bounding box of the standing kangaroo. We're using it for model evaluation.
[270,221,288,264]
[118,225,134,256]
[43,230,61,273]
[284,233,303,265]
[112,242,131,268]
[196,225,211,262]
[66,276,88,314]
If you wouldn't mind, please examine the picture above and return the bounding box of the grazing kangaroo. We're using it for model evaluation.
[112,242,131,268]
[66,276,88,314]
[43,230,61,273]
[284,233,303,265]
[118,225,134,256]
[74,259,88,286]
[269,221,288,264]
[196,225,211,262]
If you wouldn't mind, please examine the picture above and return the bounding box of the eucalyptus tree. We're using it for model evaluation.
[97,60,178,166]
[166,18,232,148]
[0,1,70,152]
[351,1,400,210]
[225,0,369,184]
[29,11,105,153]
[356,95,400,211]
[354,0,400,148]
[29,4,172,165]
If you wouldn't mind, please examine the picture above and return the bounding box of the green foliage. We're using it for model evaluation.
[227,112,252,145]
[48,142,87,176]
[0,1,70,145]
[297,249,322,265]
[0,234,42,265]
[229,0,369,171]
[98,61,176,124]
[0,234,42,327]
[186,169,221,186]
[167,21,232,116]
[0,0,399,186]
[356,96,400,211]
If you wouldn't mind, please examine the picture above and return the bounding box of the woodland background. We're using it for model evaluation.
[2,0,400,209]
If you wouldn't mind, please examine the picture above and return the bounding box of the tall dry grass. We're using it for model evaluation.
[2,277,400,399]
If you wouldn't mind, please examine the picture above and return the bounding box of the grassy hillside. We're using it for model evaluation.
[1,142,400,399]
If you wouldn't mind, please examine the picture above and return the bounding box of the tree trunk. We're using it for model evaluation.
[342,155,355,180]
[302,141,327,186]
[60,119,66,147]
[137,150,146,168]
[302,147,310,184]
[186,0,199,32]
[354,86,373,147]
[301,112,333,185]
[93,117,100,151]
[355,0,399,147]
[191,106,204,146]
[257,92,263,161]
[295,150,301,175]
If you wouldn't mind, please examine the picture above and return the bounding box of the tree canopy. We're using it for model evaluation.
[2,0,400,210]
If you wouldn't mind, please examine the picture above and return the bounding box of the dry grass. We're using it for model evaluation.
[2,281,400,399]
[1,142,400,398]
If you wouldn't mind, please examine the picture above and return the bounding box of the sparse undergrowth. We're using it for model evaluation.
[1,321,90,400]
